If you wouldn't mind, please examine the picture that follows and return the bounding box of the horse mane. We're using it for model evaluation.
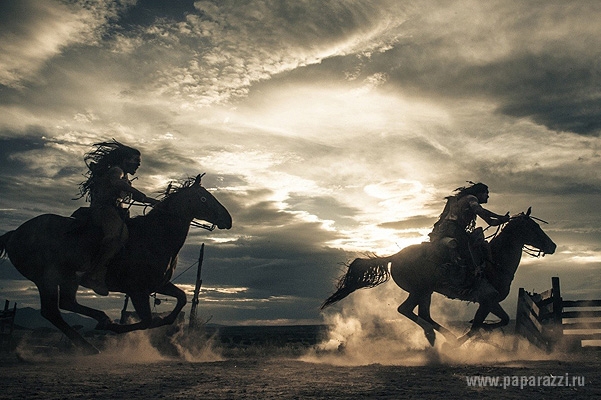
[159,177,198,199]
[486,211,528,241]
[141,177,199,218]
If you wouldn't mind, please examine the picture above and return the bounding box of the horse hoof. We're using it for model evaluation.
[442,336,460,348]
[456,334,470,346]
[83,346,100,356]
[95,318,112,331]
[77,342,100,356]
[441,342,455,352]
[425,330,436,346]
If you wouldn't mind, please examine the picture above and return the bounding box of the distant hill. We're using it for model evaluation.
[14,307,98,331]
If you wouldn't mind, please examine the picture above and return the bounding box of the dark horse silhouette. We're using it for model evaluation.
[322,208,556,346]
[0,174,232,354]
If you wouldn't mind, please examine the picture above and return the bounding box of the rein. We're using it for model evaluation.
[125,201,216,231]
[190,220,216,231]
[484,214,549,259]
[523,245,544,258]
[484,223,503,241]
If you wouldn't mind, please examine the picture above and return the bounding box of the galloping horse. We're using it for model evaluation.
[322,209,556,346]
[0,174,232,354]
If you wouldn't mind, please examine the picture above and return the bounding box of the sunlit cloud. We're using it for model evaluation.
[1,0,600,326]
[0,0,133,87]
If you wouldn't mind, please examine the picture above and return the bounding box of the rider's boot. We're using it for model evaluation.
[449,247,466,271]
[86,238,122,296]
[474,274,499,303]
[86,265,109,296]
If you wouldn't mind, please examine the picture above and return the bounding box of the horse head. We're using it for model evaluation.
[153,174,232,230]
[191,174,232,230]
[507,207,556,255]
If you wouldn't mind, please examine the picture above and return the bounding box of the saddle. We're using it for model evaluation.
[70,207,92,224]
[69,207,129,229]
[68,207,129,278]
[429,232,489,300]
[438,263,477,299]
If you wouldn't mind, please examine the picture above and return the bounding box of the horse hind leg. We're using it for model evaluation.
[397,292,437,346]
[58,279,112,329]
[416,295,458,345]
[37,279,100,355]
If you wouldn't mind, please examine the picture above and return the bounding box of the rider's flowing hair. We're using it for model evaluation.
[452,182,488,199]
[76,139,140,201]
[430,182,489,236]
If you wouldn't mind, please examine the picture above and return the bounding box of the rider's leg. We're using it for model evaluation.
[441,237,461,265]
[468,228,487,276]
[87,207,128,296]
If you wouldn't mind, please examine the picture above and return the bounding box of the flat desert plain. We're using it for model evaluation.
[0,324,599,399]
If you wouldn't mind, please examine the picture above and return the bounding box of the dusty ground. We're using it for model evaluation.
[0,326,599,400]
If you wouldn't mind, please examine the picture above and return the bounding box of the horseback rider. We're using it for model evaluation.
[77,140,158,296]
[429,182,509,298]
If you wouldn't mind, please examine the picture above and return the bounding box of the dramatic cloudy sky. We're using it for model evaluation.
[1,0,600,326]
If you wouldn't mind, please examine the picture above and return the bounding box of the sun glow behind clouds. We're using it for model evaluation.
[327,179,437,254]
[184,83,449,255]
[232,83,449,144]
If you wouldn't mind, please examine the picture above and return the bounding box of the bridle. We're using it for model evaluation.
[190,220,216,231]
[125,200,216,232]
[484,213,549,258]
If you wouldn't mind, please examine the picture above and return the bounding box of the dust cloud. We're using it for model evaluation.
[14,323,223,364]
[303,283,556,366]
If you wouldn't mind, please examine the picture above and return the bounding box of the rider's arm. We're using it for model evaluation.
[107,167,157,205]
[468,196,509,226]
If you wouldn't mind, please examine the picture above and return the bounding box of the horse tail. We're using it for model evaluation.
[0,230,14,258]
[321,255,391,309]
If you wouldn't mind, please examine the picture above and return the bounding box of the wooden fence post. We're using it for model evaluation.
[550,276,563,343]
[0,300,17,351]
[189,243,204,329]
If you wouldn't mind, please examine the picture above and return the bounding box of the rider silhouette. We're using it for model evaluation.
[429,182,509,296]
[77,140,158,296]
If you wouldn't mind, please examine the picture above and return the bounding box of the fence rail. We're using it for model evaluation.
[515,277,601,351]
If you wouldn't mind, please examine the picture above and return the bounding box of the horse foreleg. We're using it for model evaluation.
[152,282,187,327]
[58,279,112,329]
[480,302,510,331]
[397,292,437,346]
[103,292,153,334]
[457,302,492,345]
[37,280,99,355]
[417,295,458,345]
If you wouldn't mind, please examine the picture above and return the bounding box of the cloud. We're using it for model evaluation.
[357,0,601,136]
[1,0,600,326]
[379,215,437,231]
[95,0,410,108]
[0,0,134,88]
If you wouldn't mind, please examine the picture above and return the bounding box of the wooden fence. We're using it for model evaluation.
[0,300,17,351]
[515,276,601,351]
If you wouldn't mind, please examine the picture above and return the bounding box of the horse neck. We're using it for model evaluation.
[150,194,195,224]
[490,225,525,278]
[143,202,193,250]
